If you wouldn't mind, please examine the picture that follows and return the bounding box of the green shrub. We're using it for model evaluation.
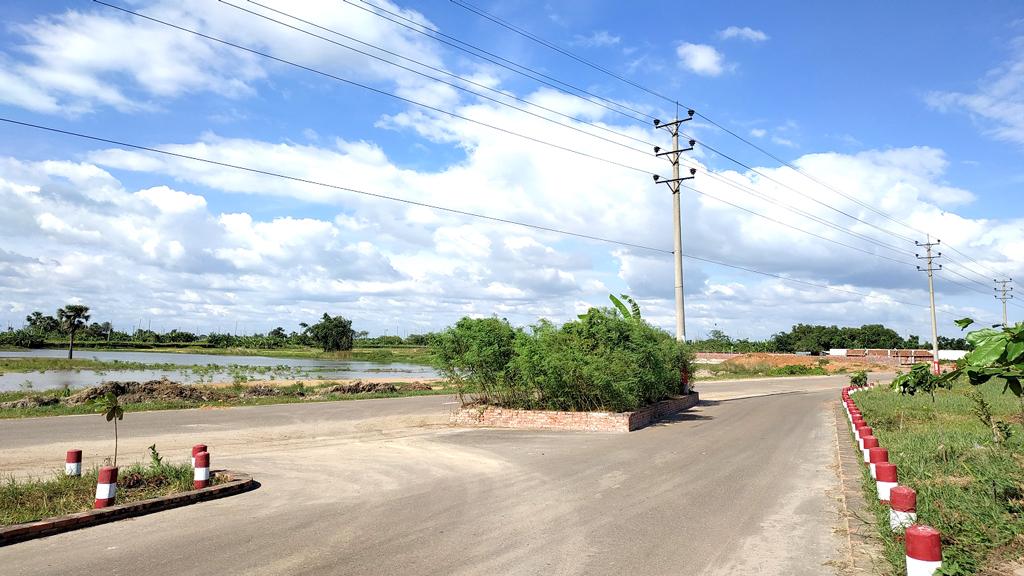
[432,305,693,412]
[849,370,867,387]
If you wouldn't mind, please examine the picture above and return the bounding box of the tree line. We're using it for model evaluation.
[691,323,970,355]
[1,306,426,355]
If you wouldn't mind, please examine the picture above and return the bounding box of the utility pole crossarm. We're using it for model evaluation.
[915,237,942,375]
[652,108,697,345]
[995,278,1014,327]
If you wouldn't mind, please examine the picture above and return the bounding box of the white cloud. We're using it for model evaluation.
[749,128,767,138]
[718,26,769,42]
[0,0,449,115]
[571,30,621,48]
[926,36,1024,146]
[676,43,727,76]
[771,135,798,148]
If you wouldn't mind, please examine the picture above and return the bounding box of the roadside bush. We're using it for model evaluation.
[431,317,518,405]
[849,370,867,387]
[432,306,694,412]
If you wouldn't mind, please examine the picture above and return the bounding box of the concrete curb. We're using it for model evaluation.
[0,469,257,547]
[450,393,700,432]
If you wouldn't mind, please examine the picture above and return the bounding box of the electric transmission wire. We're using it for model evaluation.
[0,116,665,254]
[224,0,657,154]
[95,1,651,176]
[95,0,924,267]
[448,0,678,107]
[447,0,1010,279]
[0,115,937,313]
[340,0,654,124]
[679,183,915,266]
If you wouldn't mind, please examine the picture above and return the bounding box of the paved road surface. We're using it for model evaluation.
[1,373,890,575]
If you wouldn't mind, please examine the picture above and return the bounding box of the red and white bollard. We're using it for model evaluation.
[194,451,210,489]
[65,449,82,476]
[890,486,917,531]
[868,446,889,479]
[905,524,942,575]
[191,444,207,467]
[862,436,878,465]
[876,462,898,503]
[94,466,118,508]
[856,426,872,450]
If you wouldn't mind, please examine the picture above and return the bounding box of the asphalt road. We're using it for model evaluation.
[1,373,889,575]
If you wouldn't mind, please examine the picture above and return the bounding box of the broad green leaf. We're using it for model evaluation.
[608,294,631,320]
[971,334,1009,366]
[954,317,975,330]
[1006,340,1024,363]
[966,328,1003,348]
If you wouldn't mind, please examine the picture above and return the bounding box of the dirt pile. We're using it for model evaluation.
[720,353,885,373]
[318,381,399,395]
[63,379,229,405]
[0,396,61,409]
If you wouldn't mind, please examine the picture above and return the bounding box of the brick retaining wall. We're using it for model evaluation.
[450,393,700,432]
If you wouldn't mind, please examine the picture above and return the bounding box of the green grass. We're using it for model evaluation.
[0,357,191,374]
[853,381,1024,575]
[0,381,456,419]
[1,462,209,525]
[697,361,835,381]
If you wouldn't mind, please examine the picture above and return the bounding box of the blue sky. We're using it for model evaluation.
[1,0,1022,340]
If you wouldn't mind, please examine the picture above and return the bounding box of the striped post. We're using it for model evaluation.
[194,451,210,489]
[876,463,898,504]
[862,436,878,465]
[65,449,82,476]
[868,446,889,479]
[890,486,917,531]
[856,426,872,449]
[905,524,942,575]
[94,466,118,508]
[191,444,208,467]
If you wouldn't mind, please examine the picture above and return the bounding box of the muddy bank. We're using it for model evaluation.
[0,378,445,410]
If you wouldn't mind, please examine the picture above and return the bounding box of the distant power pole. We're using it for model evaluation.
[653,108,697,343]
[916,237,942,375]
[995,278,1014,326]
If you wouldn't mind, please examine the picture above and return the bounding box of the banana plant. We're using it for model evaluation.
[609,294,642,323]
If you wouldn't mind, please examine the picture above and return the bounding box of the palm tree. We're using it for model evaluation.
[57,304,90,359]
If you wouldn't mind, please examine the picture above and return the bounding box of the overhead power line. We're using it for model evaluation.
[446,0,1010,281]
[0,115,942,315]
[98,0,927,271]
[341,0,654,124]
[95,0,649,175]
[225,0,657,154]
[0,116,665,254]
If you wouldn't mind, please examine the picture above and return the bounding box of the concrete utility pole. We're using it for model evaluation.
[995,278,1014,326]
[653,108,696,343]
[916,237,942,375]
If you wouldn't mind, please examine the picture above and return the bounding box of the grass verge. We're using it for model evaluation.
[1,462,215,526]
[853,381,1024,575]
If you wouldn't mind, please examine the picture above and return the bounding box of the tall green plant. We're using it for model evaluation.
[608,294,642,323]
[891,363,944,401]
[940,318,1024,396]
[97,392,124,466]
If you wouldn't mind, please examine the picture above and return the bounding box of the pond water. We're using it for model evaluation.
[0,350,438,392]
